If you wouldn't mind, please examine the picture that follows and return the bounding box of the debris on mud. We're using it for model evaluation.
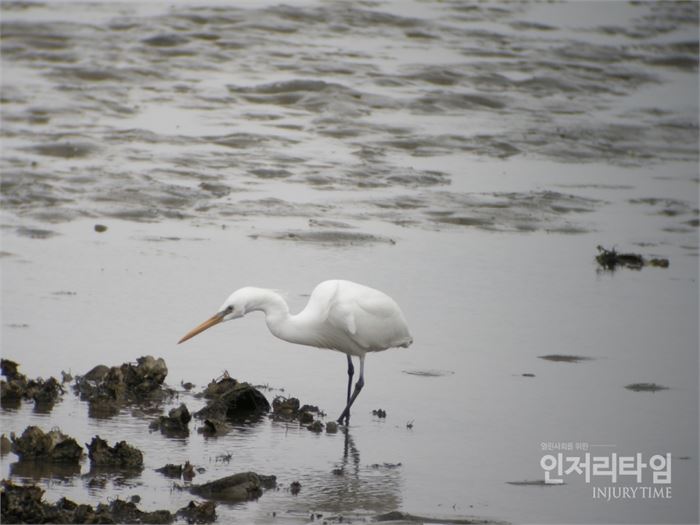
[197,418,231,437]
[150,403,191,435]
[157,461,197,481]
[73,356,174,416]
[595,245,669,271]
[189,472,276,503]
[372,408,387,418]
[371,462,402,470]
[375,510,504,524]
[1,359,64,409]
[10,426,83,463]
[307,420,324,433]
[194,374,269,422]
[272,396,300,418]
[175,500,217,524]
[86,436,143,469]
[290,481,301,495]
[625,382,669,392]
[506,479,563,486]
[157,463,186,479]
[538,354,592,363]
[1,480,174,524]
[271,395,325,429]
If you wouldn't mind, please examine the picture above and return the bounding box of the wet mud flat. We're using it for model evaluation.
[0,0,698,523]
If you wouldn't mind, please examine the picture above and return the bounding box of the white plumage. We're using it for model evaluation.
[179,279,412,425]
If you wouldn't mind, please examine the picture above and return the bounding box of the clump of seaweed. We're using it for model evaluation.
[596,246,669,271]
[625,383,669,392]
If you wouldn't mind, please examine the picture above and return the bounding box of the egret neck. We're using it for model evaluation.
[243,289,320,349]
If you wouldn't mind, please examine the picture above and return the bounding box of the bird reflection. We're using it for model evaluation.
[299,427,402,514]
[336,426,360,476]
[9,460,81,481]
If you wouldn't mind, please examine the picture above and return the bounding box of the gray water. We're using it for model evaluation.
[1,1,698,524]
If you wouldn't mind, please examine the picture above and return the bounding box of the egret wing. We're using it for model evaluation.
[327,281,411,351]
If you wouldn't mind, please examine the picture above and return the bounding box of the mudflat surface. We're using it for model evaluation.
[1,1,698,523]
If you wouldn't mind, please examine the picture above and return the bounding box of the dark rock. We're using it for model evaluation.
[94,224,108,233]
[74,356,174,415]
[156,461,196,481]
[372,408,387,418]
[271,395,325,425]
[150,403,191,435]
[189,472,274,502]
[259,475,277,490]
[195,380,269,421]
[183,461,196,481]
[0,434,11,455]
[307,420,324,433]
[290,481,301,495]
[10,426,82,463]
[26,376,64,405]
[176,500,217,524]
[1,359,21,380]
[197,418,230,437]
[299,410,315,424]
[1,480,175,524]
[325,421,338,434]
[200,375,238,398]
[0,360,64,409]
[156,463,184,478]
[83,365,110,382]
[272,396,300,417]
[86,436,143,469]
[1,480,49,524]
[102,498,172,524]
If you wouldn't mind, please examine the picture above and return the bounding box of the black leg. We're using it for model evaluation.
[345,354,355,425]
[338,355,365,425]
[346,355,354,407]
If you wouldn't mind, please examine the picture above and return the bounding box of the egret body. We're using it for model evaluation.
[178,279,413,424]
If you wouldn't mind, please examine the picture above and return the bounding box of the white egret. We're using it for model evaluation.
[178,279,413,425]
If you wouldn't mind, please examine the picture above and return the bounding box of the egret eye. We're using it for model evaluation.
[224,305,234,314]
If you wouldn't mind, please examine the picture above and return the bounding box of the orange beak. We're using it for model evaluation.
[178,312,224,344]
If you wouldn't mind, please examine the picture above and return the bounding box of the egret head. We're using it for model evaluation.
[178,289,251,344]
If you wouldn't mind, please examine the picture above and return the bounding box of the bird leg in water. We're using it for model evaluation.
[346,355,354,405]
[343,355,355,425]
[338,355,364,425]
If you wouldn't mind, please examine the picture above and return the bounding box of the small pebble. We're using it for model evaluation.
[94,224,108,233]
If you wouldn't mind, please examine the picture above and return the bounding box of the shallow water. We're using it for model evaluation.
[1,1,698,524]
